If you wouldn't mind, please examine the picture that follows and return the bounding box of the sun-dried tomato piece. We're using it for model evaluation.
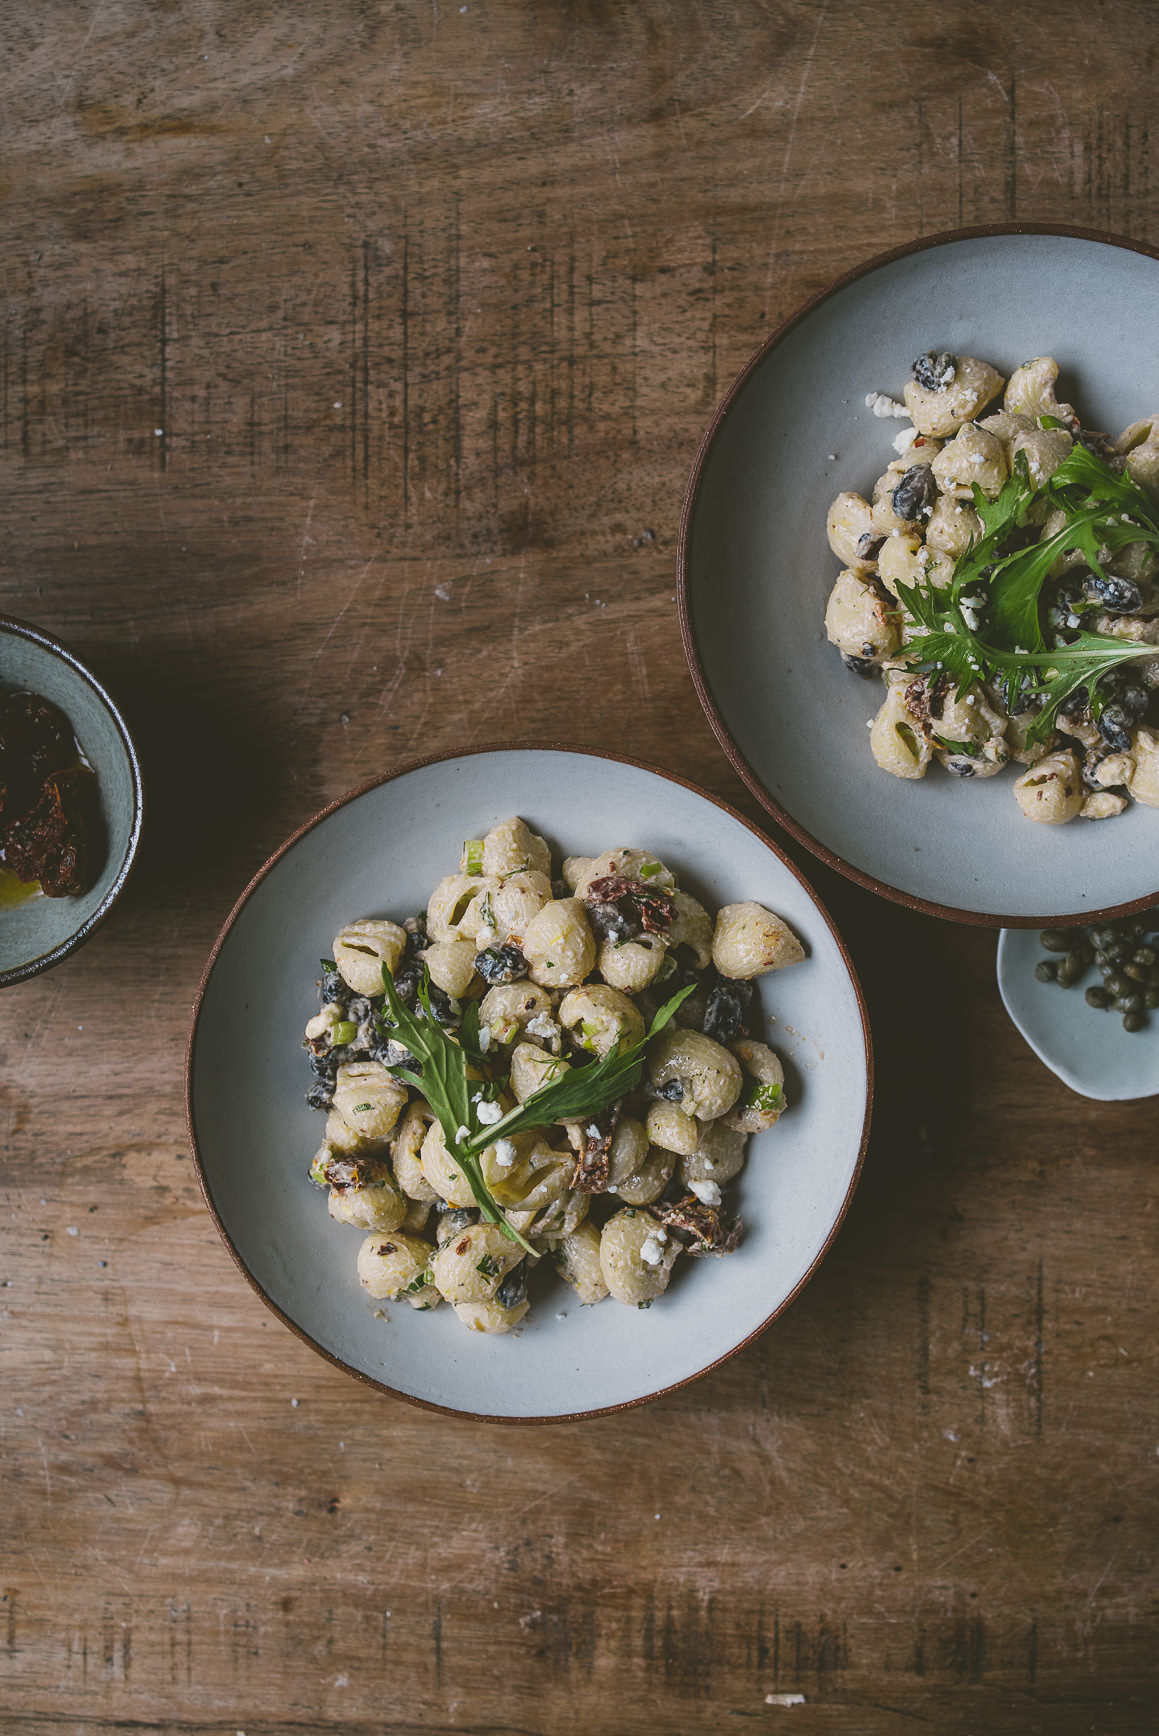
[652,1194,742,1256]
[2,764,98,896]
[569,1102,621,1194]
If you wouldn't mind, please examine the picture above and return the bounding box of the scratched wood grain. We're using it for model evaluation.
[2,1,1158,1731]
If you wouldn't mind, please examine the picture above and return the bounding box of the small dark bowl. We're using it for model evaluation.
[0,615,143,987]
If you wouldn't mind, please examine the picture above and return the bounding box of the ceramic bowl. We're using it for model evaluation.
[997,927,1159,1101]
[186,746,872,1422]
[680,225,1159,926]
[0,614,143,987]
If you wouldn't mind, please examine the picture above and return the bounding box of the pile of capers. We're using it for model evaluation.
[1035,916,1159,1032]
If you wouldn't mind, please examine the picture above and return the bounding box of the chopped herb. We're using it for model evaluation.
[639,861,662,879]
[475,1253,501,1279]
[636,1298,653,1310]
[308,1152,329,1188]
[932,736,979,756]
[401,1269,430,1295]
[320,958,337,971]
[742,1080,783,1114]
[351,1102,374,1114]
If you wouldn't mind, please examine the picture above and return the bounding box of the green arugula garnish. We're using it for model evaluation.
[378,964,695,1253]
[893,441,1159,742]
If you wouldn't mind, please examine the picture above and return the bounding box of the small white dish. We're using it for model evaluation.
[186,746,872,1421]
[997,928,1159,1100]
[680,225,1159,926]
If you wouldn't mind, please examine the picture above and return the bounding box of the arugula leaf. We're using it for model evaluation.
[378,965,527,1247]
[462,981,696,1157]
[377,967,695,1256]
[893,437,1159,746]
[932,736,979,756]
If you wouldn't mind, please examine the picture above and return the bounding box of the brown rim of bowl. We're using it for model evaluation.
[185,740,874,1426]
[0,612,144,989]
[677,221,1159,931]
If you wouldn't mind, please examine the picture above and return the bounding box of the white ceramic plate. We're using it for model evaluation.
[186,747,871,1421]
[997,927,1159,1101]
[680,225,1159,926]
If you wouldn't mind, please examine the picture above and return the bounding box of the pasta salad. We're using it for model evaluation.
[823,353,1159,823]
[301,817,804,1334]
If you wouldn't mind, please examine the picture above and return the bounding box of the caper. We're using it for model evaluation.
[1146,989,1159,1009]
[1105,973,1130,997]
[1039,930,1070,952]
[1085,986,1111,1008]
[1035,959,1059,983]
[1114,993,1144,1014]
[1123,1012,1146,1032]
[1133,947,1156,967]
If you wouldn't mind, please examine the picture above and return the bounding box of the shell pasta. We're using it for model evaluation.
[301,818,804,1334]
[824,353,1159,824]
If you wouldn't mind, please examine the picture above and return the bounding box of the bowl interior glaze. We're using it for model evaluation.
[188,748,871,1420]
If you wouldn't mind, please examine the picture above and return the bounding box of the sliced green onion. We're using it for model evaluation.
[463,839,485,875]
[743,1080,782,1113]
[331,1020,358,1046]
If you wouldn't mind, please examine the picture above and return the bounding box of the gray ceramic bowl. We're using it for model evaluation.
[680,225,1159,926]
[997,928,1159,1101]
[0,615,143,986]
[186,746,872,1422]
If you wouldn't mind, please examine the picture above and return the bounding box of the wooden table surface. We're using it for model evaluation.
[3,3,1158,1731]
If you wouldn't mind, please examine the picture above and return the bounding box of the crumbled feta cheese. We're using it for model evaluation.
[475,1097,503,1126]
[1067,612,1081,628]
[477,1024,491,1053]
[688,1178,722,1207]
[640,1230,668,1266]
[586,1122,601,1139]
[492,1138,517,1167]
[892,424,919,455]
[526,1012,560,1042]
[865,391,910,419]
[454,1124,471,1144]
